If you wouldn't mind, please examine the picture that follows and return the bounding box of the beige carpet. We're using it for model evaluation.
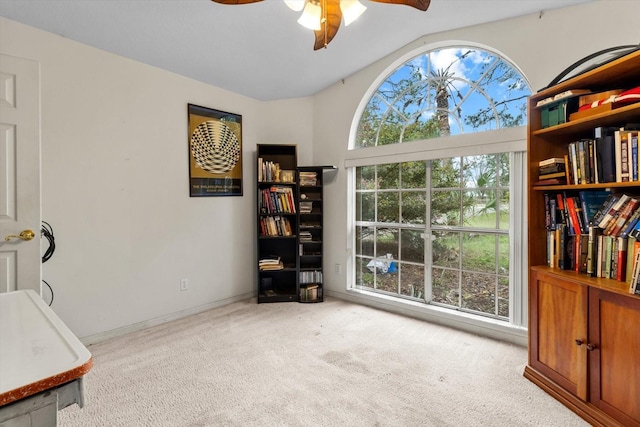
[59,297,588,426]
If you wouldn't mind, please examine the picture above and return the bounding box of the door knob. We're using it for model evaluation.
[4,229,36,242]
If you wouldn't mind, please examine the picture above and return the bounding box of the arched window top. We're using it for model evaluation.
[354,46,532,148]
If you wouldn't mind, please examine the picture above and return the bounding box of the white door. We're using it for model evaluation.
[0,54,41,294]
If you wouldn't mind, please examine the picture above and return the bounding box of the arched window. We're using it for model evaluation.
[356,47,530,147]
[349,45,530,325]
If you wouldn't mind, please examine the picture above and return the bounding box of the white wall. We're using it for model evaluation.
[0,17,313,341]
[1,0,637,342]
[314,0,639,334]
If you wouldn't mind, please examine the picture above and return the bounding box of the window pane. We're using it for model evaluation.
[401,191,426,224]
[376,228,398,259]
[401,229,425,263]
[355,192,375,222]
[498,275,509,318]
[432,231,459,269]
[461,271,496,315]
[356,226,375,257]
[432,268,459,307]
[431,190,461,226]
[464,189,497,228]
[355,256,374,289]
[356,166,376,190]
[377,164,399,189]
[431,158,461,188]
[401,161,426,189]
[498,190,510,230]
[376,267,398,293]
[378,192,399,223]
[461,232,496,273]
[498,234,509,275]
[400,263,424,299]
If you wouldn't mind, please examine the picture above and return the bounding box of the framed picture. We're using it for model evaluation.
[187,104,243,196]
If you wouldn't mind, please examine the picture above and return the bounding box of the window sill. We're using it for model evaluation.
[329,288,528,347]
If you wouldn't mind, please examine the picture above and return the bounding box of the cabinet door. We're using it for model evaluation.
[589,289,640,427]
[529,269,588,399]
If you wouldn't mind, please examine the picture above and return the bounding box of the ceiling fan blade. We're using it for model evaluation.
[314,0,342,50]
[210,0,264,4]
[369,0,430,12]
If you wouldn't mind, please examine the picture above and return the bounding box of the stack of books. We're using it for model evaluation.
[536,157,567,185]
[299,171,317,186]
[258,256,284,271]
[299,201,313,214]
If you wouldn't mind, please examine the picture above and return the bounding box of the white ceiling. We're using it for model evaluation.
[0,0,595,101]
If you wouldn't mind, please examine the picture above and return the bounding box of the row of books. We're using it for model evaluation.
[259,215,293,237]
[300,284,320,301]
[300,270,323,284]
[259,186,296,214]
[536,126,639,186]
[544,190,640,294]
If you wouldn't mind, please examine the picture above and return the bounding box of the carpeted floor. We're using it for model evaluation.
[59,297,588,426]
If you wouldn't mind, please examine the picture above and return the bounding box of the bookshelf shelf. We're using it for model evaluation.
[524,50,640,427]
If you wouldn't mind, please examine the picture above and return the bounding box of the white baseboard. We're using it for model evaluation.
[80,291,256,346]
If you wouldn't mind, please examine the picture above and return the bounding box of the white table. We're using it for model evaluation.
[0,290,93,426]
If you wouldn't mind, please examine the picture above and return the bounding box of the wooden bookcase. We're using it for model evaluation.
[524,51,640,427]
[297,166,336,303]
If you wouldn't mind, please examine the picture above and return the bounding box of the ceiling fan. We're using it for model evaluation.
[211,0,431,50]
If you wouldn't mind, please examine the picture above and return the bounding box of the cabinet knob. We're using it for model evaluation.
[575,339,584,346]
[586,343,597,351]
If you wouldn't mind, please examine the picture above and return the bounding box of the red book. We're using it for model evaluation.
[565,196,583,236]
[616,236,628,281]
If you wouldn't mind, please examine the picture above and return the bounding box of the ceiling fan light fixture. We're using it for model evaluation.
[297,1,322,30]
[284,0,305,12]
[340,0,366,26]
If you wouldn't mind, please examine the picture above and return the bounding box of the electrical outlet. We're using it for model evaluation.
[180,278,189,291]
[335,264,341,274]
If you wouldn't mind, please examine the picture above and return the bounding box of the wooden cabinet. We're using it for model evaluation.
[528,268,588,400]
[524,51,640,427]
[589,288,640,425]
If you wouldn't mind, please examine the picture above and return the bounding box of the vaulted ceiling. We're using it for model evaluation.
[0,0,594,101]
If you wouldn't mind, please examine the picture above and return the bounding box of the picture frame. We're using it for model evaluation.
[187,104,243,196]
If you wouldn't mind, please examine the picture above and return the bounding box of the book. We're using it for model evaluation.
[539,163,566,175]
[538,171,566,180]
[538,157,565,167]
[578,190,611,229]
[607,197,640,237]
[626,237,638,284]
[565,195,583,236]
[629,240,640,293]
[619,207,640,238]
[598,194,631,230]
[595,126,618,183]
[615,237,628,281]
[534,178,566,186]
[587,225,602,276]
